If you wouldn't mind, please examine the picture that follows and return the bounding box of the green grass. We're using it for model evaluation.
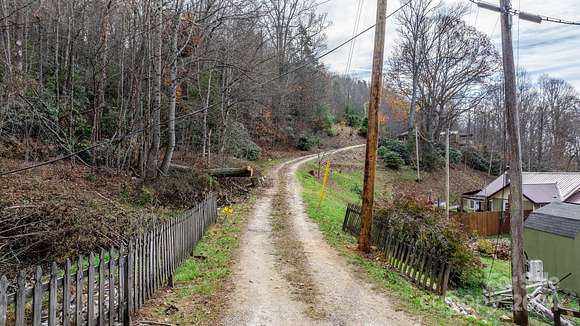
[142,196,255,323]
[173,198,254,295]
[297,161,566,325]
[297,162,473,325]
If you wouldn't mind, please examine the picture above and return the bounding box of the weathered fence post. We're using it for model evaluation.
[99,249,105,326]
[76,256,84,326]
[108,246,115,326]
[49,262,58,326]
[63,259,71,326]
[88,252,96,326]
[0,275,7,326]
[15,271,25,326]
[32,266,43,326]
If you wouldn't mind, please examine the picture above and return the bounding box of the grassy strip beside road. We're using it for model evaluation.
[297,161,559,326]
[296,164,466,325]
[136,196,255,325]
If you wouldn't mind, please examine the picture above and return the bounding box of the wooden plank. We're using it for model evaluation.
[63,259,71,326]
[169,220,175,286]
[396,242,406,270]
[425,250,436,290]
[403,244,413,275]
[76,255,84,326]
[118,243,126,321]
[384,232,393,259]
[138,235,144,308]
[419,252,432,288]
[342,205,350,231]
[125,241,132,314]
[431,259,442,292]
[99,249,105,326]
[404,244,416,276]
[88,252,95,326]
[396,241,405,270]
[32,266,42,326]
[411,244,422,279]
[49,262,58,326]
[123,242,133,325]
[440,262,452,296]
[108,246,115,326]
[412,250,424,281]
[164,223,169,283]
[159,225,165,285]
[156,226,161,289]
[134,237,139,309]
[387,238,395,265]
[15,271,25,326]
[147,231,152,300]
[151,228,156,293]
[0,275,7,326]
[147,230,153,298]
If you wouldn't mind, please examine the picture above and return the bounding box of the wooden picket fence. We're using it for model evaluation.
[0,193,218,326]
[343,203,452,296]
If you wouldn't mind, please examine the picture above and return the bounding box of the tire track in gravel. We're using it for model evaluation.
[222,145,420,325]
[285,146,420,325]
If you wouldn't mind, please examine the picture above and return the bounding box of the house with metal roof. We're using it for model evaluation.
[461,172,580,212]
[524,202,580,295]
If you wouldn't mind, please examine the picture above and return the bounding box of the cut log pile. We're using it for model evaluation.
[169,164,254,178]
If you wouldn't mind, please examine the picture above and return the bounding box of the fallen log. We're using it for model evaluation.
[169,164,254,178]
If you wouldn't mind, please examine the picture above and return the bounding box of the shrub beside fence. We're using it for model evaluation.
[343,203,452,296]
[0,193,218,326]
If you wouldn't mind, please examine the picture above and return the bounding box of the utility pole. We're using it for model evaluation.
[358,0,387,253]
[499,0,528,323]
[445,128,450,219]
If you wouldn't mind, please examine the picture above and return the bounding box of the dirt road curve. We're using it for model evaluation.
[222,146,419,326]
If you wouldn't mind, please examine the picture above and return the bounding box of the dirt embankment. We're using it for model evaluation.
[0,156,258,278]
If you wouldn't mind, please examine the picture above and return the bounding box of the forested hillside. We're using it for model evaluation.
[0,0,374,179]
[1,0,579,181]
[387,0,580,172]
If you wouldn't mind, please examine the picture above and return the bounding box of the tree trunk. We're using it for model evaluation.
[146,0,163,179]
[160,22,181,173]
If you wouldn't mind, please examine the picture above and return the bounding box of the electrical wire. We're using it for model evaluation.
[345,0,365,76]
[0,0,413,177]
[466,0,580,26]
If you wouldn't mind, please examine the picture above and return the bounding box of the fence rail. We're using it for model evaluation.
[0,193,217,326]
[343,203,452,296]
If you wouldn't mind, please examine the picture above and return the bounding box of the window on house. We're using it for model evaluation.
[503,200,510,212]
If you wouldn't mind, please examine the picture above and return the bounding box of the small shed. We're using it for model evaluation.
[524,202,580,295]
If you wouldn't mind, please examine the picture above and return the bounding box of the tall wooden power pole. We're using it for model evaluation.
[499,0,528,323]
[358,0,388,253]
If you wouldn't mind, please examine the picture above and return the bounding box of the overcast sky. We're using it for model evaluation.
[316,0,580,89]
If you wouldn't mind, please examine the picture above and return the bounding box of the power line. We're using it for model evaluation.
[260,0,411,86]
[345,0,365,76]
[0,1,413,177]
[466,0,580,26]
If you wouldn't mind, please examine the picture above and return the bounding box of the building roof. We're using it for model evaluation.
[522,183,561,203]
[467,172,580,203]
[525,202,580,238]
[567,191,580,204]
